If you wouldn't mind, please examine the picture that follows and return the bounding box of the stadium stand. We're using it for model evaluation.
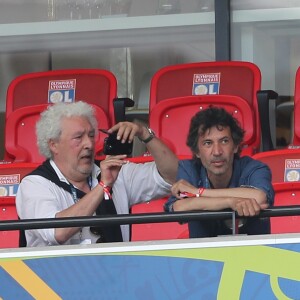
[3,69,133,162]
[149,61,276,156]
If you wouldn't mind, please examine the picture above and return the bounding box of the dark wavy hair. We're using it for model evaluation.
[186,106,245,157]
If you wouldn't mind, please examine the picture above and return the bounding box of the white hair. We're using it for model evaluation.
[36,101,98,159]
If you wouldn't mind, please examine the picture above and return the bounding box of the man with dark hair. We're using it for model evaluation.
[165,106,274,238]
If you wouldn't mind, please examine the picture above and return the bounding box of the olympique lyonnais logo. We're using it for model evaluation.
[0,174,20,196]
[285,159,300,182]
[192,73,220,95]
[48,79,76,103]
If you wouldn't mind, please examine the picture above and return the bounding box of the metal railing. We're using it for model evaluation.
[1,206,300,235]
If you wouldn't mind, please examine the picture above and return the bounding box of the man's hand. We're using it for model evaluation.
[229,197,268,216]
[99,155,128,186]
[108,121,143,144]
[109,121,178,185]
[171,179,199,199]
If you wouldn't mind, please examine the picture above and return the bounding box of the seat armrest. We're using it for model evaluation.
[257,90,278,151]
[113,97,135,123]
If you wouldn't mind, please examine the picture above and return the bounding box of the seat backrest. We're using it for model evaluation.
[0,196,19,248]
[131,197,189,241]
[4,104,109,163]
[6,69,117,123]
[149,94,255,156]
[271,182,300,234]
[149,61,262,154]
[129,155,188,241]
[293,67,300,145]
[150,61,260,109]
[0,162,39,195]
[0,162,39,248]
[252,149,300,183]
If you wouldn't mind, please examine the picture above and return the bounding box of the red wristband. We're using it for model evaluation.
[196,187,205,197]
[99,181,112,200]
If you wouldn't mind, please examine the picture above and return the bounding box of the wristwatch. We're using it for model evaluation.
[139,126,156,144]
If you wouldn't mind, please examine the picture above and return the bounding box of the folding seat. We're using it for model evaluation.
[129,155,188,241]
[131,197,189,241]
[6,69,117,122]
[4,69,133,162]
[252,149,300,233]
[0,196,19,248]
[271,182,300,234]
[149,94,255,157]
[0,162,39,248]
[149,61,276,156]
[252,148,300,183]
[0,162,39,194]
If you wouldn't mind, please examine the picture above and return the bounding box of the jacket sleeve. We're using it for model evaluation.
[240,159,275,206]
[164,159,200,212]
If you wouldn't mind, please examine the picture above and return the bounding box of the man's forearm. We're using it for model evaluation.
[202,187,267,205]
[146,137,178,184]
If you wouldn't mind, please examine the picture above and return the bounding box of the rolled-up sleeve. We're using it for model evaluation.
[164,160,198,212]
[164,195,177,212]
[115,161,172,208]
[242,163,274,206]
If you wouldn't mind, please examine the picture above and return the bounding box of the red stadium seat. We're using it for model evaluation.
[271,182,300,234]
[149,61,275,155]
[4,104,109,163]
[149,94,254,157]
[129,155,189,241]
[252,148,300,183]
[0,162,39,248]
[131,197,188,241]
[6,69,117,122]
[249,149,300,234]
[4,69,134,162]
[0,196,19,248]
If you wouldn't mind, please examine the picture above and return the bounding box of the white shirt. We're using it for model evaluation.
[16,160,171,247]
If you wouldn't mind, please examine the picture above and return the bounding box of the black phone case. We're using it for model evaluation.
[103,132,133,155]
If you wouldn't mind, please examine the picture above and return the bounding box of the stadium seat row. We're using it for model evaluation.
[1,61,300,248]
[2,61,278,163]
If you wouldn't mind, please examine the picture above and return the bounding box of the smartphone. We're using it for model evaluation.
[100,129,133,155]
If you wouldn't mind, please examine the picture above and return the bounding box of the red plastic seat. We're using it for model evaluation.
[129,155,188,241]
[252,148,300,183]
[4,69,118,162]
[131,197,189,241]
[149,95,254,156]
[0,162,39,248]
[0,162,40,198]
[4,104,109,163]
[149,61,272,155]
[271,182,300,234]
[0,196,19,248]
[6,69,117,121]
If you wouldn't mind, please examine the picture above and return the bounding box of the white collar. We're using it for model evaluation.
[49,159,100,184]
